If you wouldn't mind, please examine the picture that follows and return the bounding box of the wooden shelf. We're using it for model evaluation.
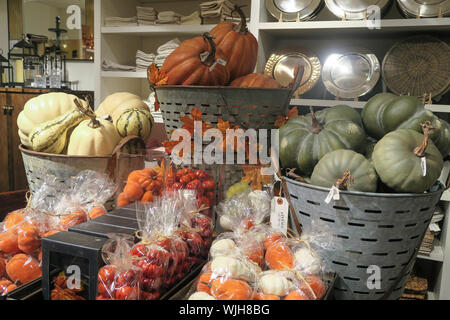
[417,240,444,263]
[101,71,147,78]
[101,24,214,36]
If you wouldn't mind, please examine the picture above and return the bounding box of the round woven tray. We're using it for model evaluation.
[283,177,444,300]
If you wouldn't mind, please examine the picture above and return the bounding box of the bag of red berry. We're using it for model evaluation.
[97,234,142,300]
[131,195,189,300]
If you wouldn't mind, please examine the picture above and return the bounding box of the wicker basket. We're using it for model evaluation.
[154,69,302,136]
[283,177,444,300]
[19,136,145,210]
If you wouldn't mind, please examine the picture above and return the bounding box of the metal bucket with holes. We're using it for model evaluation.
[284,177,444,300]
[154,70,302,136]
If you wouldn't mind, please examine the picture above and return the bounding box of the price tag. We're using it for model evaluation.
[209,59,227,71]
[270,197,289,235]
[421,157,427,177]
[324,186,340,204]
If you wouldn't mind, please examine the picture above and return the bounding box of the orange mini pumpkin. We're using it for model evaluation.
[0,278,13,295]
[41,230,61,238]
[253,292,280,300]
[17,224,41,255]
[123,183,144,202]
[197,272,214,294]
[299,275,326,300]
[265,241,294,270]
[117,192,130,208]
[59,210,87,230]
[211,279,252,300]
[0,259,5,277]
[89,207,107,219]
[283,290,309,300]
[3,210,25,231]
[141,191,155,203]
[0,230,20,254]
[6,254,42,284]
[263,232,285,250]
[229,73,282,89]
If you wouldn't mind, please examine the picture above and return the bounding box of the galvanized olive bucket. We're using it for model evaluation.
[283,177,444,300]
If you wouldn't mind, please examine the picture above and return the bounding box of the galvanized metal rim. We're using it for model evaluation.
[155,85,292,92]
[284,176,444,198]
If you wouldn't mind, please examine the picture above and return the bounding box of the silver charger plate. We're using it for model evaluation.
[265,48,322,96]
[266,0,324,21]
[322,48,380,98]
[397,0,450,18]
[325,0,390,20]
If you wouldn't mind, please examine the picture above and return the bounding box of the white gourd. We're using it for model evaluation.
[219,214,234,231]
[210,239,237,257]
[188,292,216,300]
[259,272,293,296]
[210,256,253,282]
[294,247,321,275]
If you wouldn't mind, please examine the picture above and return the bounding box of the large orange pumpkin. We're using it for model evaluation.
[210,6,257,81]
[229,73,282,89]
[17,224,41,255]
[6,254,42,284]
[0,230,20,254]
[160,33,230,86]
[211,278,252,300]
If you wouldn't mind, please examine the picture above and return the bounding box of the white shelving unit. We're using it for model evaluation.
[94,0,450,299]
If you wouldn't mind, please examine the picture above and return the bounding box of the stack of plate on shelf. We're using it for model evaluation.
[397,0,450,18]
[325,0,391,20]
[382,36,450,99]
[265,0,324,22]
[264,48,322,97]
[321,48,380,99]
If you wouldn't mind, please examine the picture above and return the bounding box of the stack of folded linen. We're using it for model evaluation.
[102,59,135,71]
[137,6,157,25]
[200,0,222,24]
[136,50,156,71]
[104,16,137,27]
[156,11,182,24]
[155,38,181,67]
[181,10,202,25]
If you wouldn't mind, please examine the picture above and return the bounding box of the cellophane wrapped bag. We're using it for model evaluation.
[131,195,189,300]
[97,234,143,300]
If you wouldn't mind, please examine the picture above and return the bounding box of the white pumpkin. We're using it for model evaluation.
[219,214,235,231]
[259,272,293,296]
[294,247,321,275]
[96,92,150,123]
[248,190,271,215]
[17,92,87,147]
[67,118,121,156]
[210,256,253,282]
[210,239,237,257]
[188,292,216,300]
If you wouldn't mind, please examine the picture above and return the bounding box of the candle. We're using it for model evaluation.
[16,59,24,83]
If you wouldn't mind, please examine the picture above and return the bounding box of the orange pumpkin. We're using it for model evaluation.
[0,231,20,254]
[17,224,41,255]
[299,275,326,300]
[265,241,294,270]
[160,33,230,86]
[283,290,309,300]
[263,232,285,250]
[0,278,13,295]
[0,259,5,277]
[127,170,151,188]
[229,73,282,89]
[123,183,144,202]
[117,192,130,208]
[141,191,155,203]
[3,210,25,231]
[211,278,252,300]
[210,6,257,81]
[59,210,87,230]
[89,206,107,219]
[253,292,280,300]
[41,230,61,238]
[197,272,214,294]
[239,240,264,268]
[6,254,42,284]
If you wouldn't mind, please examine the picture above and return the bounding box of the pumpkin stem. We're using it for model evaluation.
[74,98,101,129]
[200,33,217,67]
[414,121,434,157]
[335,169,354,190]
[286,168,308,183]
[232,5,248,34]
[309,106,323,134]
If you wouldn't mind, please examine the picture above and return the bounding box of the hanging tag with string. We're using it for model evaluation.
[270,196,289,235]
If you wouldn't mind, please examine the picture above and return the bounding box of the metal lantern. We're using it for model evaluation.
[0,50,11,87]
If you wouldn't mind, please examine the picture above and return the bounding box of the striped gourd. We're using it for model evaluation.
[29,109,86,154]
[115,108,154,140]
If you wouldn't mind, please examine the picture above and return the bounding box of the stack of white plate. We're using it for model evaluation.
[265,0,324,22]
[325,0,391,20]
[397,0,450,18]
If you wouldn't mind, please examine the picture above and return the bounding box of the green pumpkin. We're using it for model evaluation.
[311,149,378,192]
[362,93,450,156]
[115,108,154,140]
[372,129,443,193]
[279,105,366,175]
